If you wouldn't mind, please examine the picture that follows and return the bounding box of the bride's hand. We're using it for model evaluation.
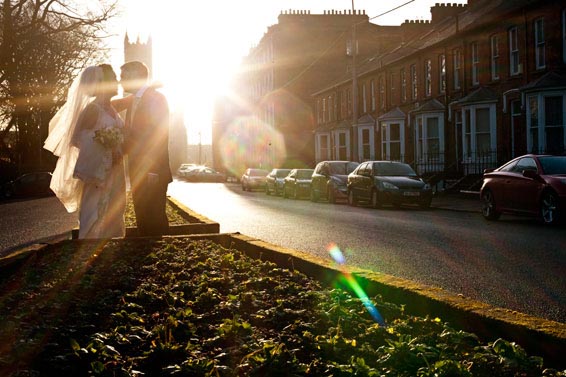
[111,148,122,165]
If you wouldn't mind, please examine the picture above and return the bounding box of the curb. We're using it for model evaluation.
[70,197,220,239]
[431,193,482,213]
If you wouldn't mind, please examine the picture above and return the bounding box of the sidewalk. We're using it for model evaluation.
[431,192,481,213]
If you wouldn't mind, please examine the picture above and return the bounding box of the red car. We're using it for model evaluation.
[480,154,566,224]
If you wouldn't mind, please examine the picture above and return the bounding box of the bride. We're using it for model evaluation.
[44,64,126,239]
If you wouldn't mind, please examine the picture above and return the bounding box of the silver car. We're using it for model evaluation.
[241,168,269,191]
[265,168,291,196]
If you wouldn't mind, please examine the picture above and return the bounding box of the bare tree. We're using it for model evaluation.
[0,0,116,174]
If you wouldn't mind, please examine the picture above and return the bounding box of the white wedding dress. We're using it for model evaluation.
[44,66,126,239]
[74,104,126,239]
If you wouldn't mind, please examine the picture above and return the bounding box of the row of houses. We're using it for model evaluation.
[212,0,566,188]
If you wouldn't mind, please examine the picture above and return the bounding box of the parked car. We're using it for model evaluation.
[310,161,359,203]
[2,172,53,199]
[177,163,198,178]
[265,168,291,196]
[480,154,566,225]
[241,168,269,191]
[283,169,314,199]
[347,161,432,208]
[184,167,226,182]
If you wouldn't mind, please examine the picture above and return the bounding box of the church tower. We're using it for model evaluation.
[124,33,153,78]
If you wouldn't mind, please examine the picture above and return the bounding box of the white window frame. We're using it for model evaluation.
[379,76,386,110]
[333,130,350,160]
[534,18,546,70]
[471,42,479,86]
[453,49,461,90]
[327,95,333,121]
[526,92,566,154]
[490,35,500,81]
[563,9,566,63]
[410,64,417,101]
[380,120,405,161]
[362,83,367,113]
[425,59,432,97]
[316,132,331,162]
[347,89,352,116]
[460,104,497,161]
[358,125,375,161]
[322,98,326,123]
[370,79,376,111]
[400,68,407,102]
[389,73,395,105]
[509,27,520,75]
[333,94,338,121]
[439,54,446,93]
[415,113,445,160]
[510,100,521,157]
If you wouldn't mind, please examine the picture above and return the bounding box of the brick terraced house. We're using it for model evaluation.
[212,9,403,175]
[312,0,566,191]
[213,0,566,189]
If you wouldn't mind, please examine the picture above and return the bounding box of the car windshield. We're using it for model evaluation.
[373,162,417,176]
[539,156,566,175]
[276,170,291,178]
[296,170,314,179]
[250,169,268,176]
[329,162,358,175]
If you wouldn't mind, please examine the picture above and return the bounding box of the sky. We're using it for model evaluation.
[108,0,466,145]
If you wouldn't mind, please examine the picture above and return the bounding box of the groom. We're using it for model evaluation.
[113,61,172,236]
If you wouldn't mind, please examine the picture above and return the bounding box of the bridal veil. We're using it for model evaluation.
[44,66,103,212]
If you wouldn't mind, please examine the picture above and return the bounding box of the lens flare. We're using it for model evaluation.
[218,115,286,177]
[328,243,385,326]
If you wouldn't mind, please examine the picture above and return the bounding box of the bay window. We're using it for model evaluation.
[527,93,566,154]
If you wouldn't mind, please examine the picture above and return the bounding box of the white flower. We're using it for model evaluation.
[93,127,123,149]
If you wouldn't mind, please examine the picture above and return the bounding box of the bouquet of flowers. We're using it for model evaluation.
[93,127,123,149]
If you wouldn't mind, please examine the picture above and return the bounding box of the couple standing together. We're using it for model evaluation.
[44,61,172,238]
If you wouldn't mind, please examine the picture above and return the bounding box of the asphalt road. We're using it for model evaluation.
[0,196,76,256]
[168,180,566,323]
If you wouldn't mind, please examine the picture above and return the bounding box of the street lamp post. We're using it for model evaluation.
[351,0,358,162]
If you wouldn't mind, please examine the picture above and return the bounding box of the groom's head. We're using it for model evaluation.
[120,61,149,94]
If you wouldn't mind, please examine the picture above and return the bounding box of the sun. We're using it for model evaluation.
[121,0,243,145]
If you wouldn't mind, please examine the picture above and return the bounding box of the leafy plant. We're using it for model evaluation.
[0,238,564,376]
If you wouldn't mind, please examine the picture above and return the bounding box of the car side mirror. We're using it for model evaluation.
[522,169,538,179]
[483,168,495,174]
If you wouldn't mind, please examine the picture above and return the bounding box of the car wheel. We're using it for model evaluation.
[419,197,432,209]
[370,190,381,208]
[348,190,357,206]
[310,188,318,202]
[3,186,13,198]
[481,190,500,220]
[540,191,559,225]
[328,187,336,204]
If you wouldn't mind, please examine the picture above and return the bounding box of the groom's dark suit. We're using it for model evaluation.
[124,87,172,236]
